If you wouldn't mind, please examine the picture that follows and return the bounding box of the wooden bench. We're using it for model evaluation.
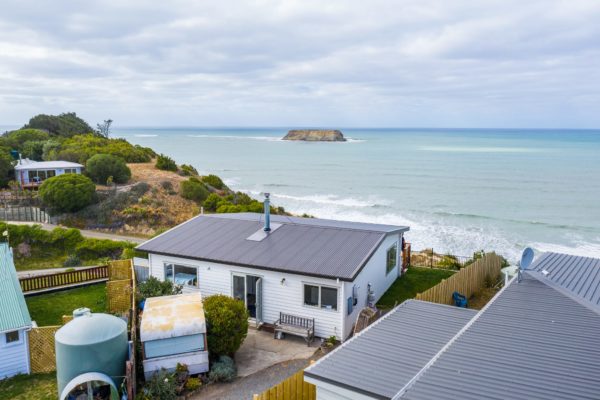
[273,312,315,346]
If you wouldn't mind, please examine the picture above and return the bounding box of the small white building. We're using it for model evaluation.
[136,207,410,342]
[14,159,84,188]
[140,293,209,379]
[0,242,32,379]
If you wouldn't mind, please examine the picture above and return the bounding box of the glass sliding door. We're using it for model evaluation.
[232,274,245,302]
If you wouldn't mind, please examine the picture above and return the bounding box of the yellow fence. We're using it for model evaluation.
[29,326,60,373]
[253,369,316,400]
[107,259,134,313]
[415,253,503,305]
[109,259,133,281]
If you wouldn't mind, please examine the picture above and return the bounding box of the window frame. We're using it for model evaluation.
[163,262,199,288]
[302,283,339,311]
[5,330,20,345]
[386,243,398,275]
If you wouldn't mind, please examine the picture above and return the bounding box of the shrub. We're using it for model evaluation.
[138,369,177,400]
[1,128,50,150]
[63,254,81,267]
[203,193,222,212]
[39,174,96,213]
[0,151,15,187]
[156,154,177,171]
[438,255,462,270]
[75,238,132,260]
[180,164,198,176]
[208,356,237,383]
[21,140,46,160]
[160,180,174,192]
[201,174,224,189]
[185,377,201,391]
[86,154,131,184]
[180,179,209,203]
[23,112,94,137]
[45,134,153,164]
[203,294,249,356]
[137,276,182,303]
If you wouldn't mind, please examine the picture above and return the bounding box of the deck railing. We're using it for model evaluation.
[20,265,108,292]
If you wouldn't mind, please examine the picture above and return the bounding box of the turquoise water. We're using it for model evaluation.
[5,124,599,261]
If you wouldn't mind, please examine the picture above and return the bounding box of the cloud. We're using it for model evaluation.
[0,0,599,128]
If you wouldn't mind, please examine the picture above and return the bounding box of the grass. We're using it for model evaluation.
[15,255,101,271]
[26,283,107,326]
[0,372,57,400]
[377,267,456,309]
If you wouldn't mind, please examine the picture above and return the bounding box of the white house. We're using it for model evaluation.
[136,206,410,341]
[0,242,32,379]
[14,159,84,187]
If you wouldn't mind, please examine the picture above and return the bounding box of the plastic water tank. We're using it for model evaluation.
[55,308,128,398]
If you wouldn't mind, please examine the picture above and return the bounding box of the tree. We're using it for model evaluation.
[21,140,46,161]
[0,151,14,187]
[136,276,182,303]
[39,174,96,213]
[203,294,249,356]
[86,154,131,184]
[96,119,113,138]
[23,112,94,137]
[180,178,209,203]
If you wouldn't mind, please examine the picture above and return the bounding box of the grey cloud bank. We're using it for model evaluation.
[1,0,599,128]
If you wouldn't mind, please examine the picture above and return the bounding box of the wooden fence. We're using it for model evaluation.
[415,253,503,305]
[107,259,134,314]
[253,368,316,400]
[29,326,61,373]
[20,265,108,292]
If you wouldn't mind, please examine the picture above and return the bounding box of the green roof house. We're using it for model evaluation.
[0,242,32,379]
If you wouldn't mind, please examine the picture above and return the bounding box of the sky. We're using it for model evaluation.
[1,0,599,128]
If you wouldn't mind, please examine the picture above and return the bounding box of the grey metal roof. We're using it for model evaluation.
[528,252,600,310]
[137,213,409,281]
[304,300,477,399]
[0,243,32,332]
[399,271,600,400]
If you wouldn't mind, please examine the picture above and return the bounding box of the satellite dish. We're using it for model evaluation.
[520,247,535,270]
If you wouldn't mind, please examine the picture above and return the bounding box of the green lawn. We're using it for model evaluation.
[0,372,57,400]
[26,283,107,326]
[377,267,456,308]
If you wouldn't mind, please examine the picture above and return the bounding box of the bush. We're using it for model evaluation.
[137,276,182,303]
[23,112,94,137]
[1,128,50,150]
[180,178,209,203]
[63,254,81,267]
[75,238,132,260]
[185,377,201,391]
[201,174,224,189]
[156,154,177,171]
[138,369,177,400]
[208,356,237,383]
[203,193,222,212]
[45,134,154,164]
[160,180,174,191]
[0,151,15,188]
[180,164,198,176]
[203,294,249,356]
[21,140,46,160]
[39,174,96,213]
[86,154,131,184]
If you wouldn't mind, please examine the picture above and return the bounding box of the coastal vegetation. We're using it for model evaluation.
[155,153,178,171]
[203,294,249,357]
[85,153,131,184]
[39,174,96,213]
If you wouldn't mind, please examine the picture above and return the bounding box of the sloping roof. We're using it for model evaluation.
[305,252,600,400]
[140,293,206,342]
[136,213,409,281]
[528,252,600,310]
[399,271,600,400]
[304,300,476,399]
[0,243,32,332]
[14,160,83,170]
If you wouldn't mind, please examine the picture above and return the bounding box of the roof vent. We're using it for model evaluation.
[264,193,271,232]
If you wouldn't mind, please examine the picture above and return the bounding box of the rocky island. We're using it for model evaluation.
[282,129,346,142]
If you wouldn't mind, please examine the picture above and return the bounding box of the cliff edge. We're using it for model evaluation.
[282,129,346,142]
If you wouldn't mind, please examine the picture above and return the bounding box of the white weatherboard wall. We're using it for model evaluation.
[342,233,403,338]
[148,254,343,339]
[304,378,379,400]
[0,328,30,378]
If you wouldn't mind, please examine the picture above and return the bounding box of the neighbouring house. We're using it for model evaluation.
[14,159,83,188]
[304,251,600,400]
[0,242,32,379]
[140,292,209,379]
[136,206,410,341]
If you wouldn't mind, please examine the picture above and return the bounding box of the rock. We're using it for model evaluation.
[282,130,346,142]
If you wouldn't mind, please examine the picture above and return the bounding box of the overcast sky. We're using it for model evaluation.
[1,0,599,128]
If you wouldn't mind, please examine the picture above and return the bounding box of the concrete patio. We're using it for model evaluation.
[235,328,319,377]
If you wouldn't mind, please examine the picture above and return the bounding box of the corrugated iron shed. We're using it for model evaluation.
[305,300,476,399]
[136,213,409,281]
[0,242,32,332]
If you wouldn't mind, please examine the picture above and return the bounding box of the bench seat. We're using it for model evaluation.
[274,312,315,346]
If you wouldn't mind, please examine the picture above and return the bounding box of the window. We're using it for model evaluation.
[5,331,19,344]
[64,168,77,174]
[164,263,198,287]
[303,284,338,310]
[386,243,398,274]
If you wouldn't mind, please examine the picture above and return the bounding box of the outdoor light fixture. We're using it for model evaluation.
[280,278,286,285]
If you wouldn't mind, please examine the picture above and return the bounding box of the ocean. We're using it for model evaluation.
[5,125,600,262]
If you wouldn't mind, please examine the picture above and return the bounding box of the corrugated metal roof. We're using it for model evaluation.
[304,300,477,399]
[140,293,206,342]
[399,271,600,400]
[14,160,83,170]
[0,243,32,332]
[136,213,409,281]
[528,252,600,310]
